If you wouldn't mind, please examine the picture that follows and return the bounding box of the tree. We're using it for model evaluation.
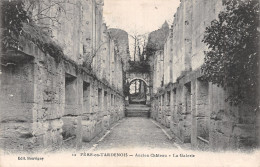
[128,33,148,62]
[1,0,75,62]
[2,0,30,49]
[201,0,259,106]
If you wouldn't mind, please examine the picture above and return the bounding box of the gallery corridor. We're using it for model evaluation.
[85,117,179,151]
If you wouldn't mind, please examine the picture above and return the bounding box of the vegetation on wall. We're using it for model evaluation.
[2,1,30,49]
[201,0,259,106]
[127,60,150,73]
[2,0,65,62]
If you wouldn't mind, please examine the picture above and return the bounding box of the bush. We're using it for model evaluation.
[201,0,259,106]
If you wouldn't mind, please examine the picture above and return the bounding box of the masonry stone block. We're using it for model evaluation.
[102,115,110,130]
[61,116,82,148]
[233,124,255,139]
[95,120,103,137]
[197,139,209,150]
[82,120,96,142]
[196,117,209,140]
[179,121,191,143]
[209,131,231,151]
[42,119,63,150]
[165,116,171,128]
[0,62,35,123]
[0,103,34,123]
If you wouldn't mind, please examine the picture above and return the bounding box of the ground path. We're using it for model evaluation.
[88,117,179,151]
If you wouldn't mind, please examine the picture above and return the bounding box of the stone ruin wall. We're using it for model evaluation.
[151,0,259,150]
[0,0,125,152]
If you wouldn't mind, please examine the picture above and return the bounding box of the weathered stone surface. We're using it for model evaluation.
[41,119,63,150]
[150,0,259,150]
[61,116,82,148]
[0,0,126,152]
[102,115,110,130]
[0,60,35,123]
[82,120,96,142]
[0,119,63,152]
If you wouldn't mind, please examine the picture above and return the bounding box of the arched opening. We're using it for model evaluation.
[128,79,148,104]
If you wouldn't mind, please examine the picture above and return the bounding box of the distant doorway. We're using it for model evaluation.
[129,79,148,104]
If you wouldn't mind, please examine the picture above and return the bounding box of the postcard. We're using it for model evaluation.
[0,0,259,166]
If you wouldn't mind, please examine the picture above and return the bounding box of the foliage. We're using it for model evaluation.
[146,42,157,57]
[2,0,65,62]
[22,23,63,62]
[201,0,259,105]
[127,60,150,73]
[2,0,30,49]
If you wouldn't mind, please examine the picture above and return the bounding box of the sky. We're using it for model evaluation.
[103,0,180,35]
[103,0,180,60]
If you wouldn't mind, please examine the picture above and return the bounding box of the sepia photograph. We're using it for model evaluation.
[0,0,259,166]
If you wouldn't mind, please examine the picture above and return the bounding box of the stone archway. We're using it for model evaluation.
[129,78,148,86]
[125,72,151,105]
[126,72,151,87]
[129,78,148,104]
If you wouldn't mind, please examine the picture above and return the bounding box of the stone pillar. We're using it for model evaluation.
[82,77,94,142]
[82,77,97,142]
[183,0,192,72]
[62,73,82,149]
[191,78,210,150]
[191,80,197,148]
[146,86,151,105]
[0,57,40,151]
[170,88,178,135]
[102,89,110,130]
[165,90,171,128]
[181,82,192,143]
[125,96,129,106]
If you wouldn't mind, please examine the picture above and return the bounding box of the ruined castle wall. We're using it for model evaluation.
[152,50,164,94]
[152,53,159,94]
[152,69,258,150]
[108,29,131,71]
[191,0,223,70]
[0,0,125,152]
[151,0,259,150]
[163,37,170,85]
[171,3,185,83]
[170,0,193,83]
[1,44,125,152]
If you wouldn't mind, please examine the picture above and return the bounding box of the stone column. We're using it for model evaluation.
[191,80,197,148]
